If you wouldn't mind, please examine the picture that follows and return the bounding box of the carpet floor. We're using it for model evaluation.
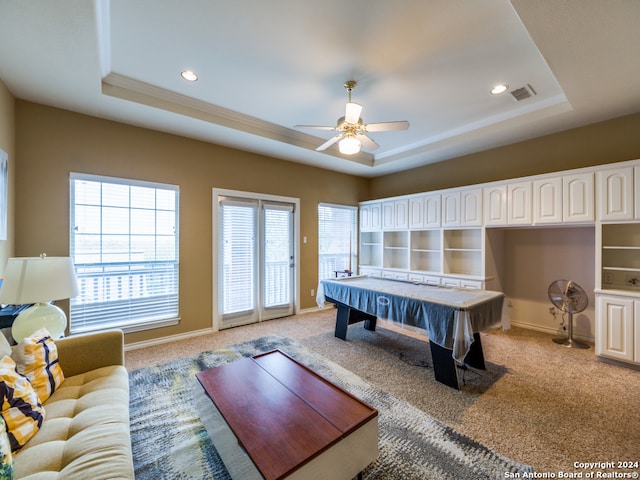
[126,309,640,475]
[129,335,532,479]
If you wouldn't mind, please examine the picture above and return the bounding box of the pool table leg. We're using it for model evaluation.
[429,333,485,389]
[331,300,377,340]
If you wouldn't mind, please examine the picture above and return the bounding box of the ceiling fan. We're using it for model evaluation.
[294,81,410,155]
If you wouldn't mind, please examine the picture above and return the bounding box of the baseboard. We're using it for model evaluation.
[125,327,216,351]
[509,320,594,344]
[299,305,332,315]
[597,355,640,371]
[124,307,331,351]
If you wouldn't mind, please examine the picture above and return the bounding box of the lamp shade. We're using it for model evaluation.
[339,135,361,155]
[0,256,79,305]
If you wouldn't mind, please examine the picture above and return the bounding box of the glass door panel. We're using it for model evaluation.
[262,203,294,319]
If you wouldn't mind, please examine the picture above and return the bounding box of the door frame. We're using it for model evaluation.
[212,188,300,331]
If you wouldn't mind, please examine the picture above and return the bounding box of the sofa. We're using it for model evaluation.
[12,329,134,479]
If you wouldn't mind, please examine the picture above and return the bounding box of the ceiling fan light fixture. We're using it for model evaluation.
[345,102,363,124]
[339,135,361,155]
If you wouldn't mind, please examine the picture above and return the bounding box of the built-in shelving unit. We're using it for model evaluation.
[359,231,382,268]
[359,158,640,367]
[383,231,409,269]
[443,229,483,277]
[601,223,640,292]
[410,230,441,273]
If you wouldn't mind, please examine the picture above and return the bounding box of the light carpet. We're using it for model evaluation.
[129,334,532,480]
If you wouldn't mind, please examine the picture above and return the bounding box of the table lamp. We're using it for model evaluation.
[0,254,79,343]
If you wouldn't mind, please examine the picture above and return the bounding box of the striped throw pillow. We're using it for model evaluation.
[12,328,64,404]
[0,355,45,452]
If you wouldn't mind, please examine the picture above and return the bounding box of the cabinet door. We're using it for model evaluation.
[360,203,382,231]
[408,196,424,229]
[484,185,507,225]
[442,191,461,227]
[508,182,532,225]
[441,278,461,288]
[461,188,482,226]
[424,193,441,228]
[370,203,382,230]
[394,199,409,229]
[360,204,371,231]
[597,167,634,221]
[636,300,640,363]
[563,173,594,223]
[359,267,381,277]
[460,279,483,289]
[596,295,634,362]
[382,201,395,230]
[633,167,640,220]
[534,177,562,224]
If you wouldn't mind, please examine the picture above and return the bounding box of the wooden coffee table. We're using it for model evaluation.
[195,349,378,480]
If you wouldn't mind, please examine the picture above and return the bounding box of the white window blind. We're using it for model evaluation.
[69,173,179,333]
[220,197,257,316]
[263,204,293,308]
[318,203,357,281]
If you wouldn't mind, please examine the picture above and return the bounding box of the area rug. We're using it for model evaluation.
[129,335,533,479]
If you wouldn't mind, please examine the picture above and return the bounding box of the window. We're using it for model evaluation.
[69,173,179,333]
[318,203,357,281]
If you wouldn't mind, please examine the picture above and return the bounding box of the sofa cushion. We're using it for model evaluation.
[0,355,45,452]
[13,364,133,480]
[12,328,64,404]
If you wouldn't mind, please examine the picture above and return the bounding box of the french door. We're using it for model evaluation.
[214,190,298,329]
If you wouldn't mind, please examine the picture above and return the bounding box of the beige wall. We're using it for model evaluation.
[0,80,15,274]
[369,113,640,199]
[14,101,369,344]
[9,99,640,345]
[502,227,596,340]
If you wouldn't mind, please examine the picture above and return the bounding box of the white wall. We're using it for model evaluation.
[501,226,595,341]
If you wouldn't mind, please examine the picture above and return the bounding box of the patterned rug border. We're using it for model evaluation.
[129,334,533,480]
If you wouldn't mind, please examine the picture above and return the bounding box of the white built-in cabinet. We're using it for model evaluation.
[442,188,482,227]
[382,199,408,230]
[507,181,532,225]
[563,173,594,223]
[441,191,460,227]
[359,159,640,367]
[534,177,562,224]
[462,189,483,226]
[597,166,634,221]
[593,163,639,367]
[636,167,640,220]
[596,294,640,364]
[484,185,507,225]
[482,172,594,226]
[360,202,381,232]
[408,193,441,229]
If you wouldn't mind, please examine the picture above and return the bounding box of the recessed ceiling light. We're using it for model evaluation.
[490,84,508,95]
[181,70,198,82]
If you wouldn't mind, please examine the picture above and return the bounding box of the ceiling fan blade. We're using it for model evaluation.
[294,124,336,131]
[364,120,410,132]
[316,134,343,151]
[358,134,379,152]
[345,102,363,124]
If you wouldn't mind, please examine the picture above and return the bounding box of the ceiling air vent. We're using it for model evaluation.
[510,84,536,102]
